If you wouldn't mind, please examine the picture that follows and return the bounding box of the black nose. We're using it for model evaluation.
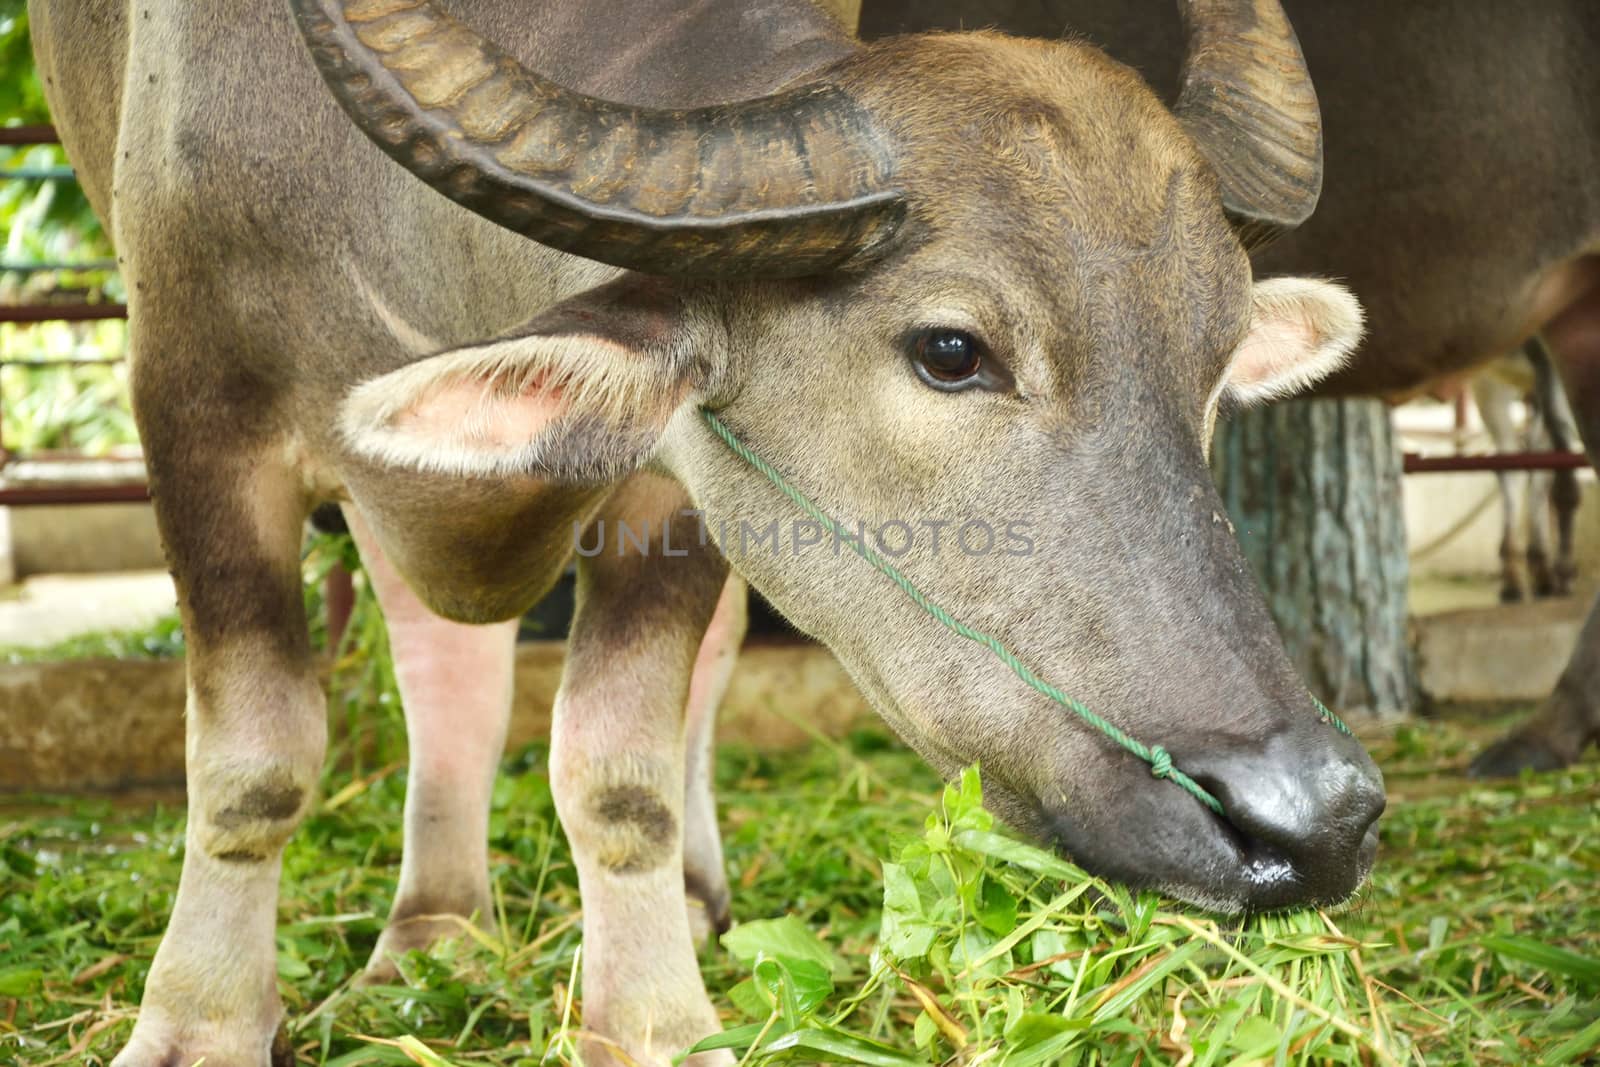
[1186,732,1386,906]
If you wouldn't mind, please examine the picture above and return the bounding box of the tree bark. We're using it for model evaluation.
[1211,397,1413,718]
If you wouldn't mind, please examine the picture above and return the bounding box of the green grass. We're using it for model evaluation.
[0,613,183,664]
[0,556,1595,1064]
[0,710,1595,1065]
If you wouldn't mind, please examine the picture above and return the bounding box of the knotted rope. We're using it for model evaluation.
[701,408,1355,818]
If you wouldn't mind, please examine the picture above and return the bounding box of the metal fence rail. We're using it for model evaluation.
[0,295,141,504]
[2,122,142,505]
[0,304,129,323]
[1403,450,1589,474]
[0,125,61,146]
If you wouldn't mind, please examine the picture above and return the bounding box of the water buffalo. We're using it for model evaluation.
[860,0,1600,777]
[31,0,1384,1063]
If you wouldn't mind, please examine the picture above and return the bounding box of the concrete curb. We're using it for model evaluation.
[0,641,872,793]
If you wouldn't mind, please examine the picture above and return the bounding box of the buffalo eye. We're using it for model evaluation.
[910,328,986,390]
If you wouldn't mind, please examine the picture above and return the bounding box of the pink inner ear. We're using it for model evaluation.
[396,370,567,448]
[1229,318,1313,390]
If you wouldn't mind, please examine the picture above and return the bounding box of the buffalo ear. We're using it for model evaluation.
[340,276,719,482]
[1221,277,1364,406]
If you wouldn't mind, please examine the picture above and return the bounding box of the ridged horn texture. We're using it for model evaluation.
[290,0,907,278]
[1174,0,1323,249]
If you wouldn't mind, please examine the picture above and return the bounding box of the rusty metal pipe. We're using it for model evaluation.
[1403,451,1590,474]
[0,484,150,506]
[0,304,128,322]
[0,126,59,146]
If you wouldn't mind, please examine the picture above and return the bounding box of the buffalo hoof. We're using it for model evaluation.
[1467,733,1570,778]
[1553,562,1578,598]
[273,1029,295,1067]
[111,1027,293,1067]
[361,912,484,985]
[685,879,732,951]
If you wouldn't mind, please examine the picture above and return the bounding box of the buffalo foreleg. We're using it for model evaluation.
[1473,371,1529,602]
[551,476,734,1066]
[113,449,323,1067]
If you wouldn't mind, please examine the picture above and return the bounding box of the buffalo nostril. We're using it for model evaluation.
[1321,754,1387,839]
[1350,771,1387,831]
[1185,747,1386,902]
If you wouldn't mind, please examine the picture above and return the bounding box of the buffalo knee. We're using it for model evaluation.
[186,670,326,864]
[553,755,683,876]
[194,769,314,862]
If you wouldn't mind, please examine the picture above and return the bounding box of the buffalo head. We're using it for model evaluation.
[297,0,1384,911]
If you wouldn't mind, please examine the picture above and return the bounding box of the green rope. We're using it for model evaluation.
[700,408,1355,818]
[1312,694,1354,736]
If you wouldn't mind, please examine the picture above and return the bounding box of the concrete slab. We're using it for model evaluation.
[1413,588,1591,704]
[0,458,166,577]
[0,571,177,650]
[7,502,166,576]
[1409,574,1511,617]
[0,657,188,791]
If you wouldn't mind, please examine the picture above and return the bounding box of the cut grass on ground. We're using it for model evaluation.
[1,714,1595,1065]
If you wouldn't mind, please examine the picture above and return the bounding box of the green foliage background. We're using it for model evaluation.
[2,0,133,458]
[0,0,46,123]
[1,0,109,258]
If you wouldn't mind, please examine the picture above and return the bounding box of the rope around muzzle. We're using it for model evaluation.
[700,408,1354,820]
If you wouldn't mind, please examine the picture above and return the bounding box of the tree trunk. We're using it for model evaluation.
[1211,397,1414,718]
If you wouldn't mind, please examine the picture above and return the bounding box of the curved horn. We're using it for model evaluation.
[1174,0,1322,249]
[290,0,906,278]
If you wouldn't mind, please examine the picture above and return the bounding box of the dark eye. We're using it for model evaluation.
[911,328,986,389]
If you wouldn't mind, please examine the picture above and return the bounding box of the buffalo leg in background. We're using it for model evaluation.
[1473,368,1535,602]
[1528,336,1583,595]
[683,575,745,946]
[346,510,745,974]
[1474,300,1600,774]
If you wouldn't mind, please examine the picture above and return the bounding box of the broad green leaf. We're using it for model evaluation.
[722,915,840,973]
[728,977,768,1020]
[1005,1011,1090,1043]
[1224,1013,1286,1055]
[687,1021,772,1055]
[880,861,938,960]
[974,876,1018,935]
[761,1025,925,1066]
[950,828,1084,880]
